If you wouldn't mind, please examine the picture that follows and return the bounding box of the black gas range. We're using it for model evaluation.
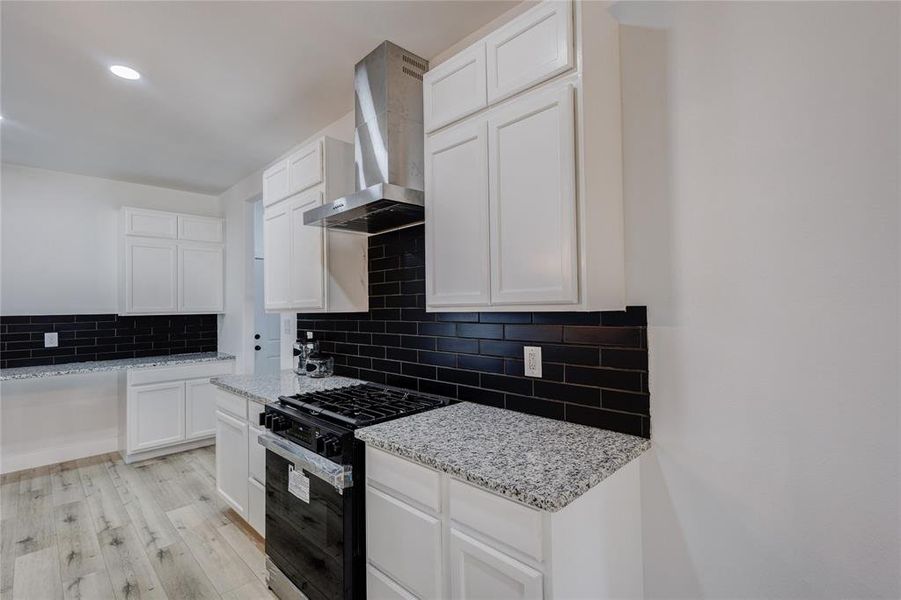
[258,383,451,600]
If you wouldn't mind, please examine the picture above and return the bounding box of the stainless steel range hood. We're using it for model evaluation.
[304,42,428,233]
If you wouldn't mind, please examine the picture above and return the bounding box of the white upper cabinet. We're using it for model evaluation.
[287,140,324,195]
[124,208,178,238]
[288,190,326,310]
[263,201,292,310]
[121,208,225,315]
[425,120,490,307]
[125,238,178,314]
[484,0,573,104]
[178,215,223,243]
[488,83,577,305]
[179,243,224,313]
[262,136,368,313]
[424,0,625,312]
[424,43,487,133]
[262,159,290,207]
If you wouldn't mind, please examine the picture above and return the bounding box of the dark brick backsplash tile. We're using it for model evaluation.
[419,379,457,398]
[563,326,643,348]
[506,395,565,420]
[458,386,505,407]
[296,224,649,438]
[566,365,643,392]
[534,380,601,407]
[504,324,563,343]
[437,337,478,354]
[565,404,645,437]
[418,351,456,367]
[1,313,217,369]
[480,373,532,396]
[457,354,505,374]
[478,312,532,324]
[456,323,503,339]
[437,368,480,387]
[602,390,650,415]
[418,322,456,337]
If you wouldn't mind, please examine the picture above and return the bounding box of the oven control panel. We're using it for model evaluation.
[260,408,344,459]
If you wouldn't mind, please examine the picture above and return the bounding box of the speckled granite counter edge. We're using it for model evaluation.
[355,408,651,512]
[0,352,235,381]
[209,378,271,404]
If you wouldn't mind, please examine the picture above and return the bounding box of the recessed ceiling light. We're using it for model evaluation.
[110,65,141,80]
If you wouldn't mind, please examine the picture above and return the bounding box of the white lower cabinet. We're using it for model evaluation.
[215,409,249,517]
[365,446,644,599]
[185,378,218,439]
[449,528,543,600]
[119,359,234,462]
[366,485,443,599]
[130,381,185,451]
[214,389,267,537]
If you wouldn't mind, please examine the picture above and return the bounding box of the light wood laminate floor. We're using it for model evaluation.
[0,447,276,600]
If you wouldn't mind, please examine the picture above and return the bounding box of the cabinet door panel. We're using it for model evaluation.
[366,486,442,600]
[126,238,178,313]
[185,378,217,440]
[248,477,265,537]
[178,243,224,313]
[248,425,265,484]
[424,43,487,132]
[178,215,223,243]
[289,190,326,309]
[287,141,323,194]
[367,565,418,600]
[449,528,543,600]
[124,208,178,238]
[425,120,490,307]
[215,410,248,517]
[263,200,291,310]
[488,83,577,305]
[129,381,185,451]
[485,0,573,104]
[263,160,290,206]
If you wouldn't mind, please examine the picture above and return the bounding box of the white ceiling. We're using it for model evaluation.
[0,1,517,194]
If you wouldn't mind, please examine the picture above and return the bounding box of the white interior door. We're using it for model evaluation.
[488,82,578,305]
[254,259,281,376]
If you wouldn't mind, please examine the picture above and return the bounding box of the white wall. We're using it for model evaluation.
[217,112,354,374]
[0,163,220,315]
[617,3,900,597]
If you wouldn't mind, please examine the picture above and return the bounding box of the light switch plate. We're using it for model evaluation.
[524,346,542,378]
[44,332,58,348]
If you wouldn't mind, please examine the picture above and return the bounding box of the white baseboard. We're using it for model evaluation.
[121,437,214,464]
[1,435,119,474]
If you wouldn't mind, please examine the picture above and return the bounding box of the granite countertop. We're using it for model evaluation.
[356,402,650,512]
[210,370,363,405]
[0,352,235,382]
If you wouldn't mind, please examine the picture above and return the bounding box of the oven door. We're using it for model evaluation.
[259,432,361,600]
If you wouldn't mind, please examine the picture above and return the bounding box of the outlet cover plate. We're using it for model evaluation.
[524,346,542,378]
[44,332,59,348]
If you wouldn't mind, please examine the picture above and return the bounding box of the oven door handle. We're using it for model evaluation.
[258,431,353,494]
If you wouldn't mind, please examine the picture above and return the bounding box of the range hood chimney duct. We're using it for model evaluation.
[303,42,429,234]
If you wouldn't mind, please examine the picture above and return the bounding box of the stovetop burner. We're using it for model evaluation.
[278,383,450,429]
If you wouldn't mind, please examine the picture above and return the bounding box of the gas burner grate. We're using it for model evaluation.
[279,384,448,428]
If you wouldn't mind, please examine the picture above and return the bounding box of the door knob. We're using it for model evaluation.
[254,345,261,351]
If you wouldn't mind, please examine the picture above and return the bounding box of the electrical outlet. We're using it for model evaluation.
[44,332,58,348]
[524,346,542,378]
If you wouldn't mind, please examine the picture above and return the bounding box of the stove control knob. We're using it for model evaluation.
[264,413,275,430]
[322,435,341,457]
[272,416,290,432]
